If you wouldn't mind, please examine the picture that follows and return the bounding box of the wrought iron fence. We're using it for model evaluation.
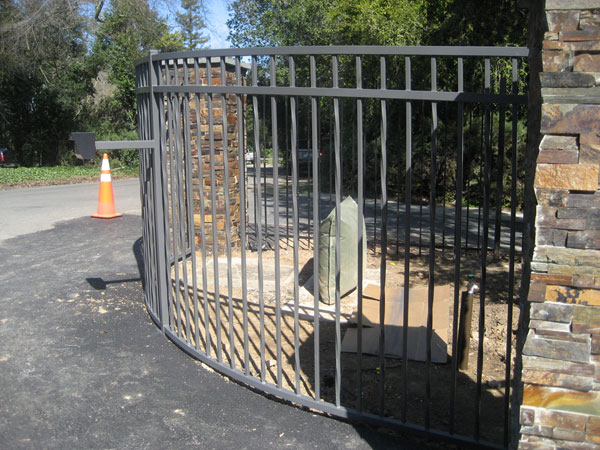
[135,46,528,448]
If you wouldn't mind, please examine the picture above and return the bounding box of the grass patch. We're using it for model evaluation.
[0,164,139,188]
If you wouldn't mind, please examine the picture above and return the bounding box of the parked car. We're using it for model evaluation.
[0,147,17,168]
[285,140,321,175]
[245,150,255,165]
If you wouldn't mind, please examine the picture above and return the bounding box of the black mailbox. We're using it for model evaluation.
[70,132,97,160]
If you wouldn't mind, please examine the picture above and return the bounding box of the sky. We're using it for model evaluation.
[159,0,232,49]
[203,0,231,49]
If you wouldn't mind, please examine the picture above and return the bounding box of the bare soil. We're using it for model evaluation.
[169,243,520,446]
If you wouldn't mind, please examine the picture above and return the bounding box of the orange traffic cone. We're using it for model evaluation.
[91,153,123,219]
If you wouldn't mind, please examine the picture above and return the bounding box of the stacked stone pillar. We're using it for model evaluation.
[519,1,600,448]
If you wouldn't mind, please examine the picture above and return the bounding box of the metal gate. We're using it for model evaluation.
[135,46,528,448]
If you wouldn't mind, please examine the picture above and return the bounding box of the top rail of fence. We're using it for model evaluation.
[135,45,529,66]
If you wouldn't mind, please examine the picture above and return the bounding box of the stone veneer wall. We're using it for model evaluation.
[519,1,600,448]
[167,58,246,254]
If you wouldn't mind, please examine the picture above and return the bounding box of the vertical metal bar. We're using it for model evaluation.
[270,55,283,387]
[148,52,170,334]
[236,57,250,375]
[220,57,235,369]
[285,96,290,248]
[495,78,507,258]
[475,57,492,441]
[167,65,183,337]
[310,54,321,401]
[418,101,425,256]
[332,55,342,408]
[478,109,484,251]
[289,56,301,394]
[175,85,192,347]
[441,114,447,253]
[182,79,200,351]
[156,62,171,334]
[401,56,412,423]
[194,59,211,356]
[504,58,519,448]
[252,56,267,382]
[207,57,223,362]
[465,109,472,252]
[158,63,174,332]
[449,57,464,434]
[262,95,268,246]
[425,57,438,430]
[378,56,388,416]
[355,55,364,412]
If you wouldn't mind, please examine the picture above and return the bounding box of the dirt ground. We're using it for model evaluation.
[168,242,520,446]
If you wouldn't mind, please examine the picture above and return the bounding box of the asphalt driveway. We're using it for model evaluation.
[0,185,429,449]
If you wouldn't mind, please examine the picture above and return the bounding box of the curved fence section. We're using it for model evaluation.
[136,46,528,448]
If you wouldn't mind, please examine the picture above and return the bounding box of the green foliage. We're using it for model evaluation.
[0,0,96,166]
[228,0,426,47]
[0,164,138,185]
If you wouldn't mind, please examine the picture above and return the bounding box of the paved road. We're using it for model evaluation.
[0,179,141,241]
[0,182,430,449]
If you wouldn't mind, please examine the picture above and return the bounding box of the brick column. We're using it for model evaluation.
[519,2,600,448]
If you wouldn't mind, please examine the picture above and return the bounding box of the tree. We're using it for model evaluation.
[0,0,97,165]
[91,0,184,136]
[176,0,207,50]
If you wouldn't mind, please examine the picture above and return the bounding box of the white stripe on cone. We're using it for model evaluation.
[101,158,110,171]
[100,173,111,182]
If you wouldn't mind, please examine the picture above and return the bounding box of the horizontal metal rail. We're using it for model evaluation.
[137,85,526,104]
[135,45,528,66]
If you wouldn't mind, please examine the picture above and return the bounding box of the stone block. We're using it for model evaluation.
[529,281,548,302]
[561,30,600,42]
[543,50,572,72]
[523,385,599,413]
[546,285,600,306]
[520,424,553,438]
[558,208,600,219]
[536,216,586,230]
[522,369,594,391]
[535,164,598,191]
[521,406,535,426]
[522,356,594,376]
[588,416,600,435]
[574,53,600,73]
[546,0,600,9]
[567,231,600,249]
[567,191,600,208]
[541,104,600,135]
[540,72,597,88]
[531,273,574,285]
[523,331,590,363]
[581,10,600,30]
[592,335,600,354]
[587,433,600,444]
[537,228,568,246]
[546,10,581,32]
[529,319,571,332]
[572,276,596,288]
[547,264,600,277]
[531,302,574,322]
[536,189,569,207]
[537,148,579,164]
[573,304,600,326]
[538,409,589,432]
[553,427,586,442]
[542,86,600,104]
[534,247,600,271]
[534,329,590,343]
[540,135,579,152]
